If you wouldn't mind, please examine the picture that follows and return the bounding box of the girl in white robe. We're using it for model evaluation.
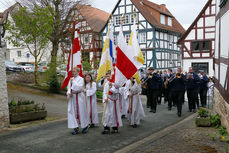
[125,78,145,128]
[84,74,99,127]
[67,67,90,135]
[102,81,123,134]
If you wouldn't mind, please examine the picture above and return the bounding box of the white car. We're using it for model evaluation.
[18,62,35,72]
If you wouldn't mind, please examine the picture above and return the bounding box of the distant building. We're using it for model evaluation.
[101,0,185,69]
[178,0,216,76]
[213,0,229,131]
[73,4,109,65]
[0,3,55,63]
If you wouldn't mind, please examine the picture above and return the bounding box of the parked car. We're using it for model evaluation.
[18,62,35,72]
[38,61,49,72]
[5,60,24,72]
[56,64,67,76]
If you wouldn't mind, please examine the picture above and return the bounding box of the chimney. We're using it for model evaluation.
[160,4,166,11]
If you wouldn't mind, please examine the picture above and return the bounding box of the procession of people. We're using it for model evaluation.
[66,65,214,135]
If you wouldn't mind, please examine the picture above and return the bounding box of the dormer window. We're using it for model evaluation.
[168,17,172,26]
[160,14,165,24]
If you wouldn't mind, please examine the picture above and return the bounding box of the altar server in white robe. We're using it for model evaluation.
[67,67,90,135]
[84,74,99,128]
[102,81,123,134]
[119,84,129,118]
[98,70,111,88]
[125,77,145,128]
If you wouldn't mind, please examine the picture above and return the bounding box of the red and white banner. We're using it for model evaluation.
[61,24,83,90]
[115,25,138,87]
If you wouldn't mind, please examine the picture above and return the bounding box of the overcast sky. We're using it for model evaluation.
[0,0,208,29]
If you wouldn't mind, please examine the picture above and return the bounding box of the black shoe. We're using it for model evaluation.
[147,106,150,108]
[132,124,137,128]
[72,128,79,135]
[168,107,172,111]
[189,109,192,112]
[193,109,196,113]
[82,126,89,133]
[90,124,95,128]
[152,110,156,113]
[158,103,161,105]
[149,109,154,112]
[177,112,181,117]
[121,115,125,119]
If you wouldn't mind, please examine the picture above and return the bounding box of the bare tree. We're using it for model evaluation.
[16,0,89,73]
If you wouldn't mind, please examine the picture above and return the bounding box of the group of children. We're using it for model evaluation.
[67,67,145,135]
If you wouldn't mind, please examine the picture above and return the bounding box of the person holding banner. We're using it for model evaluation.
[67,67,90,135]
[84,74,99,128]
[125,77,145,128]
[102,80,123,134]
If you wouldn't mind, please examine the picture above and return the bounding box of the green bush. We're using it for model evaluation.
[47,72,61,93]
[198,108,209,118]
[210,114,221,128]
[219,126,228,136]
[8,99,46,114]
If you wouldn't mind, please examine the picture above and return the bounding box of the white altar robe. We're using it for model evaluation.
[67,76,90,129]
[86,82,99,124]
[124,80,145,125]
[103,82,123,128]
[119,86,129,116]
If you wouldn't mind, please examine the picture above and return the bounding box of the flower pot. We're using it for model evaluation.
[10,110,47,124]
[195,116,211,127]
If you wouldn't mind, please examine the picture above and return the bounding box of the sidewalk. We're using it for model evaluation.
[125,114,227,153]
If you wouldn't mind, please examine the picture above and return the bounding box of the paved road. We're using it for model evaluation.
[2,85,194,153]
[7,85,104,118]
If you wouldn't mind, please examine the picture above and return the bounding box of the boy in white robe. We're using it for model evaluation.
[67,67,90,135]
[125,77,145,128]
[84,74,99,128]
[102,81,123,134]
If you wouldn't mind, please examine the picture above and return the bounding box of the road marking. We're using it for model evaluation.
[114,113,197,153]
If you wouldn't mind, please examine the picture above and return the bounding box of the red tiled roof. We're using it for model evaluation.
[131,0,185,34]
[76,4,110,32]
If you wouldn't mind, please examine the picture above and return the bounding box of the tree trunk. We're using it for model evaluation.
[50,40,59,74]
[34,55,38,85]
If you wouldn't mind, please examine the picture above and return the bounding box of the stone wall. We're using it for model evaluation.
[0,48,9,129]
[213,88,229,132]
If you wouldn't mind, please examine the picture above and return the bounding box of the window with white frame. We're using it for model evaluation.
[160,14,165,25]
[124,15,129,24]
[17,51,21,57]
[115,16,121,26]
[139,32,146,43]
[125,34,131,43]
[114,35,117,45]
[84,34,89,44]
[130,14,134,23]
[168,17,172,26]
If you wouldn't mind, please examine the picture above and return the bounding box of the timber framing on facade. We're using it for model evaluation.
[214,0,229,103]
[101,0,185,69]
[178,0,216,75]
[72,4,109,65]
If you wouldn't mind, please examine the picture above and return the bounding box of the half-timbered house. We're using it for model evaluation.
[178,0,216,76]
[213,0,229,131]
[101,0,185,69]
[74,4,109,65]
